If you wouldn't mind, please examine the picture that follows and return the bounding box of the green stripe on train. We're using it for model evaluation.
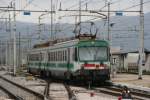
[57,63,73,69]
[28,62,74,69]
[76,40,109,47]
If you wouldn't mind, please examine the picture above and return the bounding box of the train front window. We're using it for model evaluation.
[79,47,108,61]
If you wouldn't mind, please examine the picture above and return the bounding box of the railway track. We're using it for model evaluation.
[0,76,44,100]
[44,80,77,100]
[64,81,150,100]
[64,83,77,100]
[20,74,150,100]
[68,85,118,100]
[42,78,150,100]
[94,85,150,100]
[0,86,18,100]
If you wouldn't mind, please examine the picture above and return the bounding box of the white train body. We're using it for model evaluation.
[28,39,110,82]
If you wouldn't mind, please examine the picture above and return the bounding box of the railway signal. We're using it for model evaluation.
[115,11,123,16]
[23,11,31,15]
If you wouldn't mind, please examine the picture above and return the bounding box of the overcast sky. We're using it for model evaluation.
[0,0,150,23]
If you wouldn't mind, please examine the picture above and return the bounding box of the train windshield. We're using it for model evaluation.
[79,47,108,61]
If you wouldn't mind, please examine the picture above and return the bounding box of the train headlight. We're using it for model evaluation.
[96,65,99,69]
[99,64,107,69]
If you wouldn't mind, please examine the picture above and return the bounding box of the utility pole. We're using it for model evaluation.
[18,32,21,68]
[107,2,114,78]
[108,2,110,41]
[13,1,16,76]
[138,0,144,79]
[0,40,1,66]
[38,17,42,42]
[27,26,31,49]
[51,0,53,40]
[5,41,8,66]
[8,11,12,67]
[79,0,81,35]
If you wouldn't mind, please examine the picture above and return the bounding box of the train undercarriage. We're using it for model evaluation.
[28,67,110,84]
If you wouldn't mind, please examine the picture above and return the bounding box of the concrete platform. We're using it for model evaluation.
[111,73,150,92]
[111,73,150,88]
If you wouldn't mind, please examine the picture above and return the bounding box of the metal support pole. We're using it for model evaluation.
[107,2,114,78]
[0,40,1,66]
[78,0,81,35]
[27,26,30,49]
[18,32,21,68]
[108,2,110,41]
[38,17,42,42]
[5,41,8,66]
[51,0,53,40]
[13,1,16,76]
[138,0,144,79]
[8,11,12,67]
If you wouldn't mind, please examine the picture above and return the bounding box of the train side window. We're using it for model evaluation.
[40,53,43,61]
[49,52,51,61]
[29,55,32,61]
[56,51,58,61]
[48,52,51,61]
[35,55,37,60]
[57,51,59,61]
[48,53,49,61]
[59,51,61,61]
[74,47,78,61]
[51,52,53,61]
[60,51,63,61]
[53,52,55,61]
[62,50,64,61]
[55,51,56,61]
[53,52,54,61]
[55,51,57,61]
[64,50,67,61]
[50,52,52,61]
[58,51,60,61]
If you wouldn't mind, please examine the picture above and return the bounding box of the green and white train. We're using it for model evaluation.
[27,38,110,82]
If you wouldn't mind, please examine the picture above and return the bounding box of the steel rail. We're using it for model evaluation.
[64,83,77,100]
[44,79,52,100]
[0,76,44,100]
[0,9,55,13]
[0,85,23,100]
[94,86,150,100]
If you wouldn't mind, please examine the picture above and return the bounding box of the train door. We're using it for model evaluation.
[65,48,72,80]
[39,51,46,76]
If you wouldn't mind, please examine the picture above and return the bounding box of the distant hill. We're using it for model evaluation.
[0,12,150,52]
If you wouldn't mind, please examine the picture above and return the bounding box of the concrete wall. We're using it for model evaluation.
[112,52,150,72]
[145,54,150,71]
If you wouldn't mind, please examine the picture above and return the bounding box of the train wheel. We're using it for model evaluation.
[64,72,72,82]
[40,71,45,78]
[46,71,51,78]
[28,68,31,73]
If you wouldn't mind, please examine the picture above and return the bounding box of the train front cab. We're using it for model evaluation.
[79,64,110,82]
[74,40,110,82]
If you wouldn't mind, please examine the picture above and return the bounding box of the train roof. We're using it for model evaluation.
[29,39,109,53]
[76,40,109,47]
[32,34,99,49]
[30,34,109,53]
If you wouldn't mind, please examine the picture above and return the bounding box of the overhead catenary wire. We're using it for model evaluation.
[0,0,8,5]
[65,0,91,10]
[14,0,37,16]
[122,0,150,11]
